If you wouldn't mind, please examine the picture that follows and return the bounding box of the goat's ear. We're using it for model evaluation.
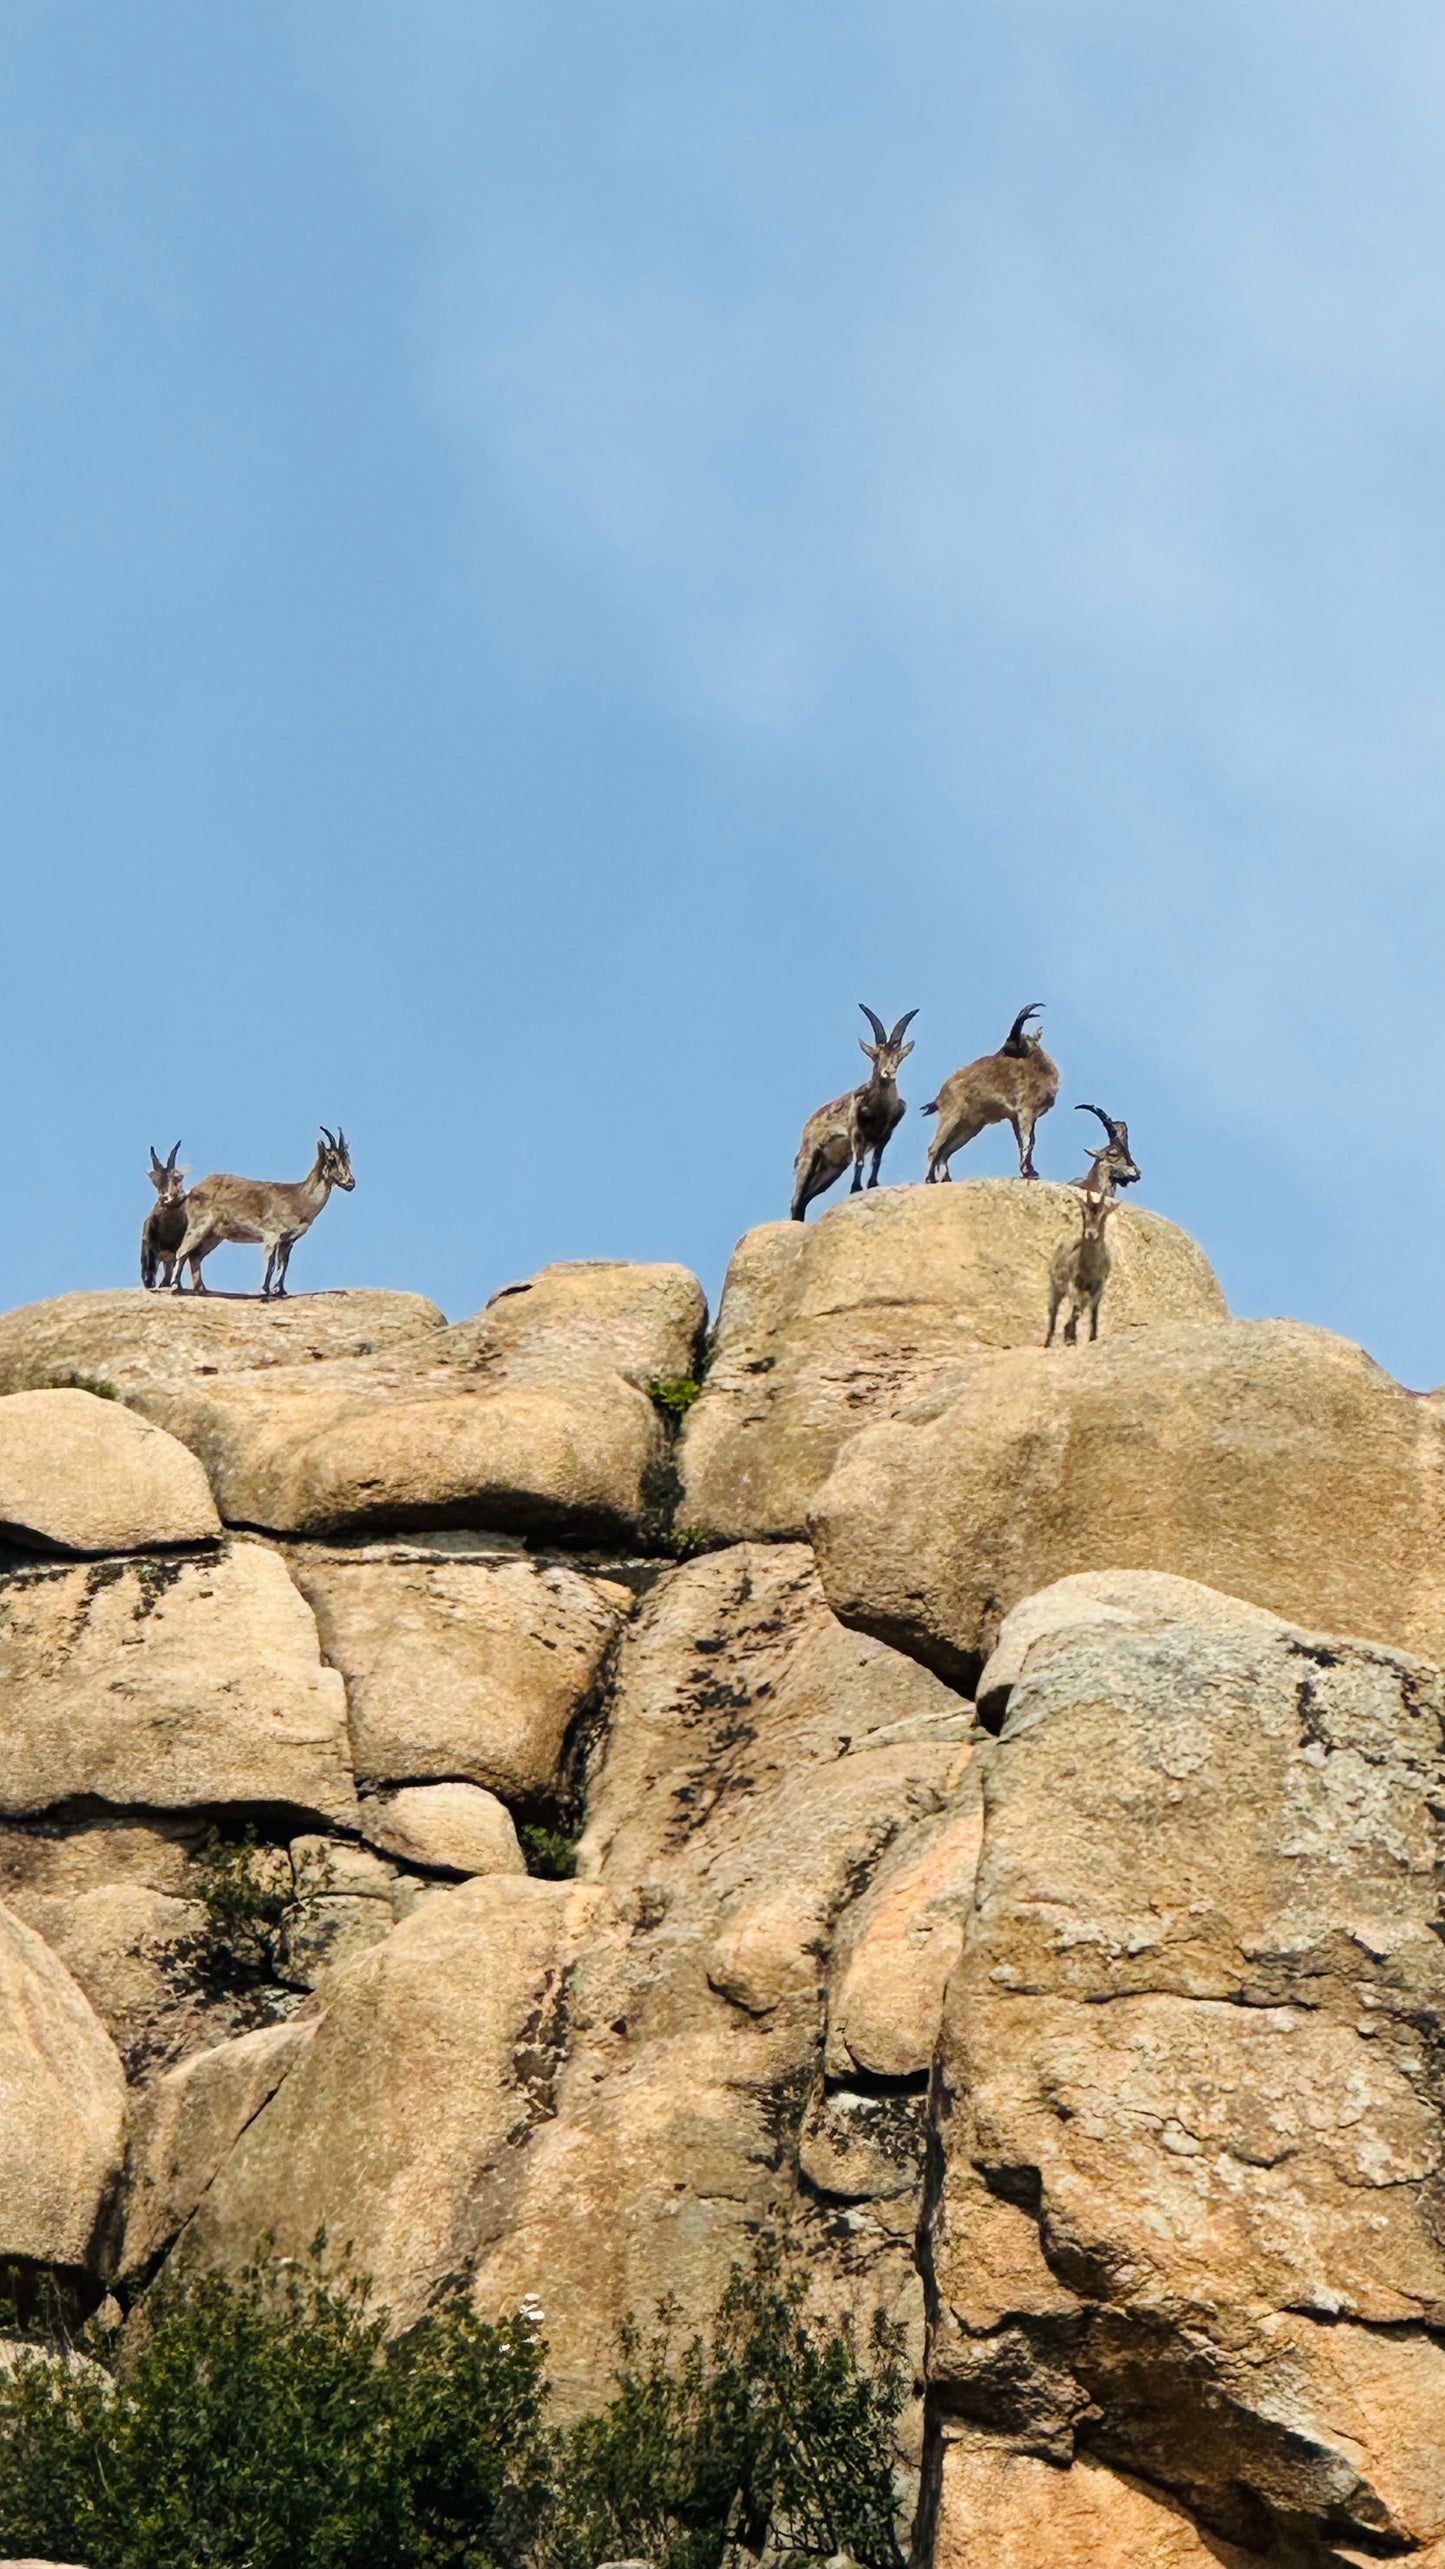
[858,1039,879,1063]
[898,1040,915,1061]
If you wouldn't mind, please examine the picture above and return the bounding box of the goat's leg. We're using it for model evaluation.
[1045,1284,1062,1346]
[1088,1295,1101,1342]
[867,1143,885,1188]
[1011,1112,1040,1179]
[272,1235,297,1297]
[169,1219,208,1292]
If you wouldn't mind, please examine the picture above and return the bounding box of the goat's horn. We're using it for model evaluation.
[149,1145,163,1171]
[337,1129,347,1152]
[887,1009,919,1045]
[1076,1103,1113,1136]
[858,1005,887,1044]
[166,1140,181,1169]
[319,1126,336,1148]
[1005,1002,1044,1046]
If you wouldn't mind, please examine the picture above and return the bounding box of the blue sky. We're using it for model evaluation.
[4,3,1444,1381]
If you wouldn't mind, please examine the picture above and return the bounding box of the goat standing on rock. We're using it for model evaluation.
[168,1128,355,1298]
[923,1003,1059,1182]
[1046,1185,1117,1345]
[1071,1103,1140,1199]
[140,1142,188,1289]
[790,1007,918,1221]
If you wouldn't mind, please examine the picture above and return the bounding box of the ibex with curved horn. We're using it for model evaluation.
[791,1006,918,1221]
[923,1003,1059,1183]
[168,1128,355,1298]
[140,1141,188,1290]
[1071,1103,1140,1199]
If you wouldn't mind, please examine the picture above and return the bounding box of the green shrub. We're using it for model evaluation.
[646,1376,703,1423]
[518,1823,579,1882]
[540,2240,908,2569]
[0,2246,548,2569]
[0,2239,906,2568]
[181,1829,331,1996]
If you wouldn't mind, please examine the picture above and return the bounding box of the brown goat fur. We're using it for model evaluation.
[168,1128,355,1299]
[791,1006,918,1221]
[140,1142,188,1290]
[923,1003,1059,1182]
[1045,1185,1118,1345]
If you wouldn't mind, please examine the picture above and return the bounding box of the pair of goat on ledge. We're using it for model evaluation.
[141,1129,355,1299]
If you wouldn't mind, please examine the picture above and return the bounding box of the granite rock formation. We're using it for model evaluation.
[0,1183,1442,2566]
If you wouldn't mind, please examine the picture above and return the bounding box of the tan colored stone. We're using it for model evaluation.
[176,1877,595,2330]
[287,1547,620,1799]
[929,1586,1445,2554]
[277,1896,394,1989]
[813,1318,1445,1683]
[362,1783,525,1878]
[126,1261,705,1541]
[11,1881,201,2067]
[933,2438,1265,2568]
[122,2018,317,2277]
[468,1545,972,2414]
[678,1183,1226,1540]
[0,1541,356,1822]
[0,1388,221,1556]
[823,1782,983,2079]
[975,1567,1282,1726]
[0,1286,446,1398]
[0,1816,200,1905]
[0,1902,125,2269]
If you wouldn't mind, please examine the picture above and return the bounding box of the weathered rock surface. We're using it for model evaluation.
[362,1782,525,1877]
[122,2018,316,2278]
[287,1542,622,1800]
[0,1541,356,1822]
[466,1544,976,2414]
[176,1876,595,2329]
[813,1316,1445,1683]
[0,1286,446,1398]
[930,2438,1265,2567]
[0,1903,126,2269]
[678,1183,1226,1540]
[0,1388,221,1556]
[927,1577,1445,2558]
[10,1882,202,2073]
[122,1261,705,1541]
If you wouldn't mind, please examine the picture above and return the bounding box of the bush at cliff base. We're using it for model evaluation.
[0,2239,907,2569]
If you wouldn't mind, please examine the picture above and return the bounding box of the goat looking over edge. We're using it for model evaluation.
[923,1003,1059,1183]
[791,1006,918,1221]
[140,1142,188,1289]
[1071,1102,1140,1199]
[1045,1185,1117,1345]
[168,1128,355,1298]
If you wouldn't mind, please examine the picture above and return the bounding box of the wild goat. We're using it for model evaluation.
[1071,1102,1140,1198]
[140,1142,188,1289]
[923,1003,1059,1183]
[790,1006,918,1221]
[168,1128,355,1298]
[1045,1185,1118,1345]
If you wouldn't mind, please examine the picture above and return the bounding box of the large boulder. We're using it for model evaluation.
[174,1875,596,2330]
[123,1262,706,1541]
[287,1541,623,1800]
[0,1286,446,1398]
[466,1544,976,2415]
[812,1317,1445,1685]
[927,1577,1445,2558]
[0,1904,125,2270]
[361,1783,525,1878]
[677,1183,1226,1541]
[121,2018,317,2278]
[0,1389,221,1556]
[0,1540,356,1822]
[930,2439,1266,2567]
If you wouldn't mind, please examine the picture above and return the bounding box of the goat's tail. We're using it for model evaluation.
[922,1098,939,1116]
